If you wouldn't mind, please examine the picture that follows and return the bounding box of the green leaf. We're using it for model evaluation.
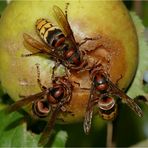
[0,110,40,147]
[0,108,68,147]
[51,130,68,147]
[127,12,148,98]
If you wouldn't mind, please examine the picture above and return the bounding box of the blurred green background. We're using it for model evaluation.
[124,0,148,27]
[0,0,148,147]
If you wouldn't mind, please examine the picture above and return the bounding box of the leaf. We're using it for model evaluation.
[51,130,68,147]
[127,12,148,98]
[0,108,68,147]
[0,109,41,147]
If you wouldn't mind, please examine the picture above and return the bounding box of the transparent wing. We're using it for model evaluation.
[38,96,69,146]
[123,95,143,117]
[108,79,143,117]
[23,33,51,54]
[53,5,77,48]
[83,84,96,134]
[23,33,62,60]
[7,91,47,113]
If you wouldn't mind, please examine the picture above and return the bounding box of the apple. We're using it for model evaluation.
[0,0,138,123]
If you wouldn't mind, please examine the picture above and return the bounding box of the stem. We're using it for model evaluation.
[106,121,114,148]
[133,0,142,17]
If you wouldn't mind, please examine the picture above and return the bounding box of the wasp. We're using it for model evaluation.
[83,65,143,134]
[7,64,73,146]
[23,4,93,76]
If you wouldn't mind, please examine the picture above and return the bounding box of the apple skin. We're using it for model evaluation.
[0,0,138,123]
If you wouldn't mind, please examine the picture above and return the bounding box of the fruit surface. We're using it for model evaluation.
[0,0,138,123]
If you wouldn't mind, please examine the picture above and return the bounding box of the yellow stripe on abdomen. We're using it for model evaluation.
[36,19,53,39]
[43,27,59,44]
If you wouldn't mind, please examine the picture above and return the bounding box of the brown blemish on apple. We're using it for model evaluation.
[58,34,127,122]
[0,1,137,123]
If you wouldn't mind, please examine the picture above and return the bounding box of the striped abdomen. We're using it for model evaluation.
[99,103,118,121]
[64,47,81,66]
[36,19,65,48]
